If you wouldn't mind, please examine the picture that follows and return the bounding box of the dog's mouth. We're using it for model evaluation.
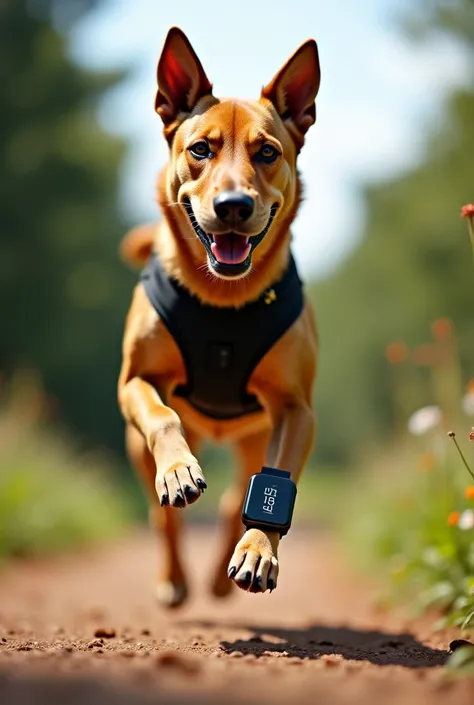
[183,198,278,276]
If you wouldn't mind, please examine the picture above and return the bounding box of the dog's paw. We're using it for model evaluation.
[155,459,207,508]
[227,528,279,594]
[155,579,188,609]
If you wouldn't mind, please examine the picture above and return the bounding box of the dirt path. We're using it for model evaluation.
[0,528,473,705]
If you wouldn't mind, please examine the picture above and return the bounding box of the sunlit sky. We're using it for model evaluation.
[70,0,470,279]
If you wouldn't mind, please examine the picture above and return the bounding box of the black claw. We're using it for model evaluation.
[183,484,199,503]
[172,491,186,508]
[267,578,275,592]
[249,575,263,593]
[236,571,252,590]
[227,566,237,579]
[160,494,169,507]
[196,478,207,492]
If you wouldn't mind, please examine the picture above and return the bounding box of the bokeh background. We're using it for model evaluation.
[1,0,473,556]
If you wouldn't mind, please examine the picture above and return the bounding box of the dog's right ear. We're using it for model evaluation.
[155,27,213,138]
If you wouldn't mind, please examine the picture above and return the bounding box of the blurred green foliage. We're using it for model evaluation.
[324,0,474,649]
[0,0,135,456]
[310,0,474,465]
[338,426,474,631]
[0,372,132,559]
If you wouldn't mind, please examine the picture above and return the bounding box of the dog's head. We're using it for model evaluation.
[156,27,320,280]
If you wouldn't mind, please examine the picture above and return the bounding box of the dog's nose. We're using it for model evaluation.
[213,191,254,225]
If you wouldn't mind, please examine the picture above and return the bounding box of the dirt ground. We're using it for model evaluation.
[0,527,473,705]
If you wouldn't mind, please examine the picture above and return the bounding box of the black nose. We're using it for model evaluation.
[213,191,254,225]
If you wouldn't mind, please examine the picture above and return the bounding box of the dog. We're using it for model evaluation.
[118,27,320,607]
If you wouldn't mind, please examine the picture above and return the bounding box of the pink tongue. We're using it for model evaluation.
[211,234,251,265]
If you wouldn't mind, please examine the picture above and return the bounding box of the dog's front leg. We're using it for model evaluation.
[266,400,315,479]
[228,399,315,593]
[119,376,206,507]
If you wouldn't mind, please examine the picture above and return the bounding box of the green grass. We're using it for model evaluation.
[337,429,474,631]
[331,305,474,648]
[0,375,132,560]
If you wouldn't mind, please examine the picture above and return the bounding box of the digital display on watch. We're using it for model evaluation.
[241,466,297,537]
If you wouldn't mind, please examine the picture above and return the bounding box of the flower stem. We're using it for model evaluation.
[448,431,474,481]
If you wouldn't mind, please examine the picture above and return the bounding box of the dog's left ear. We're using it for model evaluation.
[155,27,213,132]
[262,39,320,143]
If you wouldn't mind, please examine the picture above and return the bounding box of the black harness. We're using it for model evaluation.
[140,253,304,420]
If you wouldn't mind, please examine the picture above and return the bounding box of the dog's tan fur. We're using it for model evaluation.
[118,27,320,605]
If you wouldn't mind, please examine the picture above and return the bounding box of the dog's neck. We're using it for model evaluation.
[154,169,302,309]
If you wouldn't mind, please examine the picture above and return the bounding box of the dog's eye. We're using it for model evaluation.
[256,144,280,164]
[189,141,212,160]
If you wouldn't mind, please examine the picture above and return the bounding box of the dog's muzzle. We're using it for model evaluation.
[183,198,278,276]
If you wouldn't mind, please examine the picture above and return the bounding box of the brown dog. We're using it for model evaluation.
[118,27,320,606]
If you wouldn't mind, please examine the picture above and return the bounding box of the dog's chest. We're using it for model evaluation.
[140,255,303,421]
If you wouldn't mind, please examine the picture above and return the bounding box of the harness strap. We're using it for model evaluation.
[140,254,304,420]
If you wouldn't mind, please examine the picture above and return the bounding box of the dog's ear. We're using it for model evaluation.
[155,27,213,132]
[261,39,320,145]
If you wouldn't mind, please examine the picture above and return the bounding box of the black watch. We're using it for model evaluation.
[241,466,297,537]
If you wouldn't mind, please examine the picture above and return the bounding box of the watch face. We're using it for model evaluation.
[243,473,296,529]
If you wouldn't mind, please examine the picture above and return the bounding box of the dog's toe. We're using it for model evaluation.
[228,529,279,594]
[159,491,170,507]
[235,569,253,591]
[155,462,207,508]
[182,483,200,504]
[171,489,186,508]
[188,464,207,494]
[249,575,263,593]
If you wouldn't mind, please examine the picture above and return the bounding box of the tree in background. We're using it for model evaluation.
[310,0,474,464]
[0,0,136,452]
